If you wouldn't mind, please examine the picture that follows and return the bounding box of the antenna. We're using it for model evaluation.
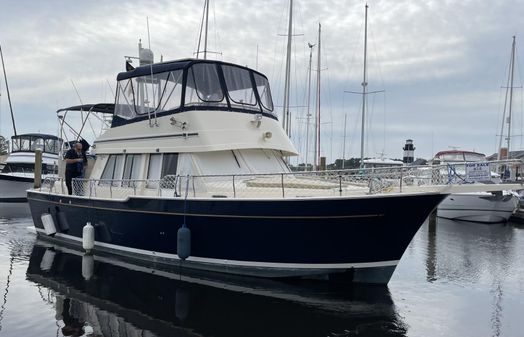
[256,44,259,70]
[146,17,158,127]
[314,23,321,170]
[0,43,17,136]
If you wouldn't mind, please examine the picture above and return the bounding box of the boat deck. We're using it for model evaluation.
[32,160,524,200]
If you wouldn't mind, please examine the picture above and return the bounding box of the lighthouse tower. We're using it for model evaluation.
[403,139,415,164]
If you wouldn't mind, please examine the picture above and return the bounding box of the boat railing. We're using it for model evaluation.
[37,159,524,200]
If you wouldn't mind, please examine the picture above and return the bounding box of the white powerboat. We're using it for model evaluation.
[433,150,518,223]
[0,133,61,202]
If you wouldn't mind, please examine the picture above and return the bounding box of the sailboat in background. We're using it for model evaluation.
[0,43,62,203]
[344,4,389,169]
[436,37,520,223]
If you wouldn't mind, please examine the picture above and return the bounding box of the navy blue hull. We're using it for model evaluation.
[27,191,446,283]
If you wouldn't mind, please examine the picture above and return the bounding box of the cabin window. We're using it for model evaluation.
[254,73,274,112]
[145,153,179,188]
[162,153,179,177]
[222,65,258,108]
[31,138,44,151]
[3,162,56,175]
[11,139,20,152]
[101,155,116,181]
[122,154,143,186]
[20,138,30,151]
[146,154,162,188]
[100,154,125,186]
[185,63,225,106]
[44,139,59,154]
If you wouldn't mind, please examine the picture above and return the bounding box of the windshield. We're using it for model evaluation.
[114,62,275,120]
[11,136,60,154]
[115,70,183,119]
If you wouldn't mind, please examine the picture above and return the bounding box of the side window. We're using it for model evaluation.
[100,155,116,181]
[162,153,178,177]
[222,65,257,108]
[145,153,179,189]
[100,155,125,186]
[146,154,162,188]
[254,73,274,112]
[122,154,143,186]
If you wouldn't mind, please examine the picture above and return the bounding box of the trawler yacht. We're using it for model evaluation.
[0,133,60,202]
[433,150,518,223]
[26,54,523,284]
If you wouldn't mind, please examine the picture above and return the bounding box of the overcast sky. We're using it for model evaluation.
[0,0,523,162]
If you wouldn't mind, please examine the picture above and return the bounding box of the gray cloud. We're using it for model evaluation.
[1,0,523,162]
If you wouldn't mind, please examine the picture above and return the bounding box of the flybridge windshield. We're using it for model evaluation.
[114,61,274,120]
[436,152,486,162]
[11,135,61,154]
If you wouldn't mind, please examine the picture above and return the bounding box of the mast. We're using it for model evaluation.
[360,4,369,167]
[282,0,293,135]
[203,0,209,59]
[314,23,321,170]
[497,36,517,160]
[0,43,17,136]
[507,36,516,158]
[305,42,315,171]
[196,0,210,59]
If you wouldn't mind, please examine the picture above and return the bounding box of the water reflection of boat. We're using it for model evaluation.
[26,242,408,337]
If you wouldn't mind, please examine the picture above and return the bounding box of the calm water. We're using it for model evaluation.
[1,206,524,337]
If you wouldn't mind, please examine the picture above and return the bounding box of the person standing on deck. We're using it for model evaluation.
[64,142,84,195]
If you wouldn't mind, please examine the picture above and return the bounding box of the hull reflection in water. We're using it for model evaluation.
[26,243,408,337]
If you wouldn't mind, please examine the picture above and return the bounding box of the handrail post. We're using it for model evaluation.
[281,173,285,198]
[192,176,196,197]
[110,183,112,198]
[339,175,342,196]
[232,175,236,198]
[399,167,403,193]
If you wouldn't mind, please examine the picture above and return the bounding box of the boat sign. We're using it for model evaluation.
[465,162,491,182]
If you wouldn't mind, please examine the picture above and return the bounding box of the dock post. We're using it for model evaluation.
[34,149,42,189]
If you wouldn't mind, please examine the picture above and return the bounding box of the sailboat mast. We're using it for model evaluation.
[282,0,293,135]
[0,43,17,136]
[360,4,368,167]
[314,23,321,170]
[305,43,314,171]
[497,36,517,161]
[507,35,516,158]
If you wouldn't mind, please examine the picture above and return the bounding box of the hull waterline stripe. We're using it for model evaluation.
[27,197,384,219]
[34,228,399,269]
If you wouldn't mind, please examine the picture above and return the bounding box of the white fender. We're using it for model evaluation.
[41,213,56,236]
[82,222,95,252]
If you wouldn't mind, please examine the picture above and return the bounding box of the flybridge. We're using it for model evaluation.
[112,59,276,127]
